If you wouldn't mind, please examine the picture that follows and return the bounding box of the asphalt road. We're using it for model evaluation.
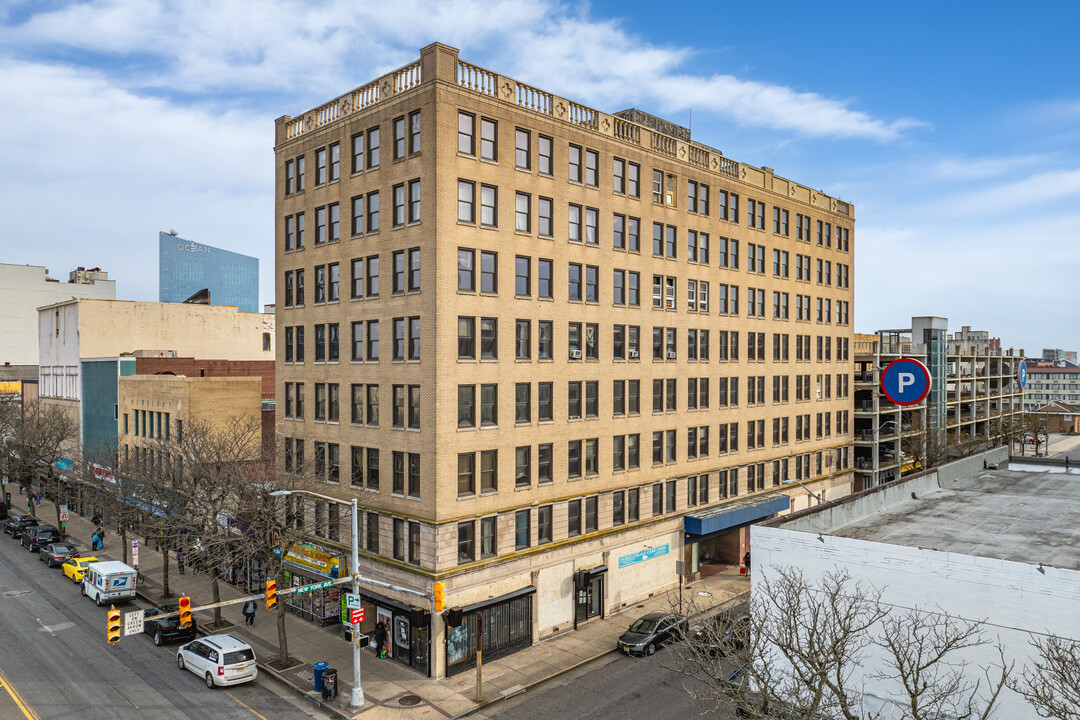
[483,644,739,720]
[0,529,329,720]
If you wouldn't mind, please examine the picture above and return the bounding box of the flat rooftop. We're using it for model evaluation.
[830,469,1080,571]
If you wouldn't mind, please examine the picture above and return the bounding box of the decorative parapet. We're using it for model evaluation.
[277,44,851,216]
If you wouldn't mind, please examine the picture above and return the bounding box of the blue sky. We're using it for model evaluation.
[2,0,1078,354]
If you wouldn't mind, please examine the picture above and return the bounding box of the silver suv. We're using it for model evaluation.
[176,634,257,688]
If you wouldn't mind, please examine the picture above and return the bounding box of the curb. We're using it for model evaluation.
[447,589,751,719]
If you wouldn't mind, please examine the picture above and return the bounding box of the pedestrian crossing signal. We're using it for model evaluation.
[265,580,278,610]
[107,606,122,644]
[178,596,192,629]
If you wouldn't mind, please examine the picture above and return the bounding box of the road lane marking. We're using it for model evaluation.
[224,689,272,720]
[0,666,41,720]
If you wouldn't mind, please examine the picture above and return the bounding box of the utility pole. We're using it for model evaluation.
[349,497,364,709]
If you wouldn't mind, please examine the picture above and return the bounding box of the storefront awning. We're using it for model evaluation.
[683,493,790,539]
[461,585,536,614]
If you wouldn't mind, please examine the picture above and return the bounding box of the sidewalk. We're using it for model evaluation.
[21,487,749,719]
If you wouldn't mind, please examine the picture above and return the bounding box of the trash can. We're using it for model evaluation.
[321,668,338,701]
[313,661,329,693]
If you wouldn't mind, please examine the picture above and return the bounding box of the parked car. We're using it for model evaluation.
[39,542,79,567]
[617,612,688,656]
[690,609,750,656]
[176,635,258,688]
[4,514,40,538]
[22,525,62,552]
[62,556,100,583]
[144,605,197,646]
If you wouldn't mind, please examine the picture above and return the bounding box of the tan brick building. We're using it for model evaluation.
[275,43,855,677]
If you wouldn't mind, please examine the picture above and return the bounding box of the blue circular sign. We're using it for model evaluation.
[1018,359,1028,390]
[880,358,931,406]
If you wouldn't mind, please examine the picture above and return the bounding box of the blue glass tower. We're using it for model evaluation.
[158,232,259,313]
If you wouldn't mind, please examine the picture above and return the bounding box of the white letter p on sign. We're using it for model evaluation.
[898,372,915,393]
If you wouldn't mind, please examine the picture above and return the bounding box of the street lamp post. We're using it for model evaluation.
[781,478,824,506]
[269,489,364,709]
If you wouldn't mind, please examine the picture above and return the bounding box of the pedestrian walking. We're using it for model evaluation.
[743,550,751,577]
[242,599,256,626]
[177,551,186,575]
[373,621,388,659]
[94,525,105,550]
[91,531,100,550]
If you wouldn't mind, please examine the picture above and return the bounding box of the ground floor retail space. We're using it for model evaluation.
[345,589,431,676]
[682,493,791,580]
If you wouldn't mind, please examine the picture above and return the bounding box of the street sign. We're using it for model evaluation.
[124,609,144,637]
[880,358,931,406]
[56,458,74,472]
[1018,359,1028,390]
[131,540,139,567]
[345,592,363,610]
[295,579,334,595]
[350,608,364,624]
[59,512,69,522]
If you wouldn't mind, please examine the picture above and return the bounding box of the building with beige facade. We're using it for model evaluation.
[1,263,115,376]
[36,298,275,464]
[275,43,855,677]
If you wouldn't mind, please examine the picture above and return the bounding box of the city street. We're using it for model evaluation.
[0,528,330,720]
[481,645,739,720]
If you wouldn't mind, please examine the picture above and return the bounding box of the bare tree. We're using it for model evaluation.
[668,568,1020,720]
[0,399,78,530]
[1011,634,1080,720]
[875,608,1011,720]
[670,567,888,719]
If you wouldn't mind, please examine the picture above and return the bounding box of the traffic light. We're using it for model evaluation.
[178,596,192,629]
[107,605,122,644]
[265,580,278,610]
[433,582,446,613]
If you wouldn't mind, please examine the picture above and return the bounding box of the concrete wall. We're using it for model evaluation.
[0,263,115,367]
[752,525,1079,719]
[937,445,1008,484]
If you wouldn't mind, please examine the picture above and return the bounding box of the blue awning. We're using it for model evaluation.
[683,494,790,538]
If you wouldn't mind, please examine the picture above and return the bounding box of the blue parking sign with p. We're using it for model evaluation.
[881,358,931,406]
[1018,359,1027,390]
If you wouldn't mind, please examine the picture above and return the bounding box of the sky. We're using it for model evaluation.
[2,0,1078,354]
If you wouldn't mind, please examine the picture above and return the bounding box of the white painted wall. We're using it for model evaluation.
[606,529,682,613]
[38,301,81,399]
[1,264,115,366]
[753,525,1080,719]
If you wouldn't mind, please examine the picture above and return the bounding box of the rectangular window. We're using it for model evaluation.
[538,135,552,175]
[515,128,530,169]
[515,510,531,549]
[568,499,582,538]
[568,144,582,182]
[481,516,497,558]
[458,521,475,564]
[367,126,380,168]
[481,117,497,161]
[481,251,497,294]
[458,112,475,155]
[516,445,531,487]
[458,180,475,223]
[480,184,497,227]
[515,192,530,233]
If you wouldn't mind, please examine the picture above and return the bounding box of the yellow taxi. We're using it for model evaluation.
[62,556,100,584]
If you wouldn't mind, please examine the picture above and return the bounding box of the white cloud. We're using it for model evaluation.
[929,154,1047,181]
[5,0,917,141]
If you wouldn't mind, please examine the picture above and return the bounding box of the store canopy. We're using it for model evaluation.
[683,493,790,539]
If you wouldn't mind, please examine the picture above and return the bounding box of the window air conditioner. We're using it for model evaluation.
[569,349,582,359]
[628,349,639,359]
[667,351,677,360]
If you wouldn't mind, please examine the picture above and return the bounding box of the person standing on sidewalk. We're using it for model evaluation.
[94,525,105,550]
[374,621,388,659]
[242,599,256,626]
[743,551,751,577]
[177,551,186,575]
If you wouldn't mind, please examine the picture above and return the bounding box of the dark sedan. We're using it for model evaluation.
[690,609,749,656]
[617,612,688,656]
[39,542,79,567]
[4,515,40,539]
[22,525,62,551]
[144,605,197,646]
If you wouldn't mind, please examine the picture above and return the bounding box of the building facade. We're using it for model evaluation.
[275,43,856,677]
[1024,364,1080,412]
[159,232,260,313]
[0,263,115,371]
[37,299,275,462]
[853,318,1024,489]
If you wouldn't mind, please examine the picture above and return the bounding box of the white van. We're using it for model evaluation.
[82,560,137,606]
[177,634,258,688]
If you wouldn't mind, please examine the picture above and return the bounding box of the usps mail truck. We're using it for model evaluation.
[82,560,137,606]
